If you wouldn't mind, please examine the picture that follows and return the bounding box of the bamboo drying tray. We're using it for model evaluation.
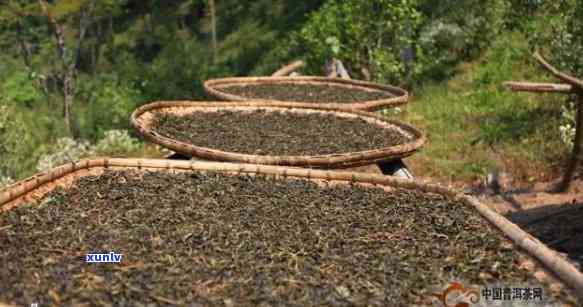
[203,76,409,111]
[0,158,582,305]
[130,101,425,168]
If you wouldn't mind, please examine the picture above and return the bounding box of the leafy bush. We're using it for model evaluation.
[1,71,43,107]
[0,177,13,189]
[142,40,218,100]
[0,173,13,189]
[294,0,508,85]
[297,0,422,84]
[36,129,143,172]
[36,138,94,172]
[76,75,145,141]
[422,0,509,57]
[93,130,142,156]
[559,102,576,149]
[554,2,583,148]
[0,99,57,179]
[524,1,582,149]
[547,1,583,76]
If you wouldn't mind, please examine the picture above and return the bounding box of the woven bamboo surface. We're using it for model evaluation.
[130,101,426,168]
[0,158,582,303]
[203,76,409,111]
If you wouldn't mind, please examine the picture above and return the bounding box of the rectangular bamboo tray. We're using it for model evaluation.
[0,159,582,305]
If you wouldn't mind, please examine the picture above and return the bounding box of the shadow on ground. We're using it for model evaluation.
[507,202,583,270]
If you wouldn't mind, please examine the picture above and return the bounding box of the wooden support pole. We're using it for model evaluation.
[535,51,583,89]
[557,94,583,192]
[272,60,305,77]
[503,81,574,94]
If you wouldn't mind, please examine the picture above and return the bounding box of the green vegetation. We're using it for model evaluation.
[401,33,568,182]
[293,0,508,85]
[0,0,581,187]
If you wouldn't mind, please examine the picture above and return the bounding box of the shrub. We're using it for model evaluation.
[547,1,583,76]
[294,0,508,85]
[76,74,145,141]
[297,0,422,84]
[36,129,144,172]
[0,103,41,179]
[1,71,43,107]
[143,40,217,100]
[36,138,94,172]
[93,130,142,156]
[0,174,13,189]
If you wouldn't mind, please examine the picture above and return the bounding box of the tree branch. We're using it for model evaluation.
[503,81,574,94]
[15,22,33,69]
[272,60,305,77]
[73,0,96,71]
[534,50,583,90]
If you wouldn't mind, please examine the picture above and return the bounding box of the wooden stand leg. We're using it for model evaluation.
[557,94,583,192]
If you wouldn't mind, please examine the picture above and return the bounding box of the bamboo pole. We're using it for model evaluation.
[272,60,305,77]
[503,81,574,94]
[534,51,583,89]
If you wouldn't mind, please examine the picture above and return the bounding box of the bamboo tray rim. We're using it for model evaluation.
[130,100,426,168]
[0,158,582,303]
[203,76,409,111]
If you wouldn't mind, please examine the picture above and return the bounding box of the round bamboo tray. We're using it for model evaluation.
[130,101,425,169]
[0,158,582,305]
[203,76,409,111]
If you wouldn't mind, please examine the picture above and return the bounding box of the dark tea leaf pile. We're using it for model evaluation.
[0,170,564,306]
[219,83,394,103]
[151,110,411,156]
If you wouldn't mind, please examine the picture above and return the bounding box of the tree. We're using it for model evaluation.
[37,0,97,138]
[297,0,422,84]
[0,1,49,94]
[208,0,217,64]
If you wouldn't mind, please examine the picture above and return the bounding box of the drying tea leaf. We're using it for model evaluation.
[151,110,411,156]
[219,84,393,104]
[0,170,572,306]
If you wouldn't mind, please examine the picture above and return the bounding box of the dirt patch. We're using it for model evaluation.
[152,110,411,156]
[519,204,583,265]
[220,84,393,103]
[0,170,567,306]
[463,176,583,274]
